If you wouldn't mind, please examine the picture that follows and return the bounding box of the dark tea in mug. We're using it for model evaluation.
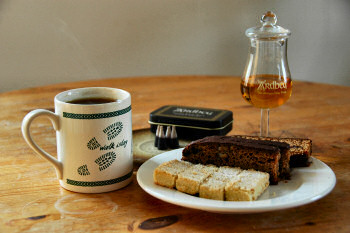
[67,98,119,105]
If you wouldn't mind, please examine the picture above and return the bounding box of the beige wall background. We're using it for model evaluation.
[0,0,349,92]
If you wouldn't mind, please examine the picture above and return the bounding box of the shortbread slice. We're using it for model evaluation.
[176,164,218,195]
[199,167,242,200]
[153,160,193,188]
[225,170,270,201]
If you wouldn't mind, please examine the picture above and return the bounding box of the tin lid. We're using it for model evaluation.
[245,11,291,39]
[149,105,233,130]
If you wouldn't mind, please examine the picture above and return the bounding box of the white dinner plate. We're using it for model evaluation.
[136,148,336,213]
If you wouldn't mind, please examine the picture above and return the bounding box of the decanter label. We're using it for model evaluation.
[257,80,287,91]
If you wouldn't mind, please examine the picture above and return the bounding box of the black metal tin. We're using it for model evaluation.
[149,105,233,140]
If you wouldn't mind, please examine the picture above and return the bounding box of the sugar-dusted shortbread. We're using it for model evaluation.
[153,160,270,201]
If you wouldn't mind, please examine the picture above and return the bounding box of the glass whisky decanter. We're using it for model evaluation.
[241,11,292,136]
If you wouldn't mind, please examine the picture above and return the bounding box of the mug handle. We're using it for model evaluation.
[22,109,63,179]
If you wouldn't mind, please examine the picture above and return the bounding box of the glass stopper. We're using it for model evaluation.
[245,11,290,39]
[260,11,277,27]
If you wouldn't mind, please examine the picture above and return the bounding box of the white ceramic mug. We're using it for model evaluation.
[22,87,133,193]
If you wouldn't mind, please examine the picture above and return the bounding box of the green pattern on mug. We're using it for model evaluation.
[77,164,90,176]
[95,152,116,171]
[87,137,101,150]
[67,170,133,187]
[63,105,131,119]
[103,122,123,140]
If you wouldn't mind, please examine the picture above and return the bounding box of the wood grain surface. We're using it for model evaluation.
[0,76,349,232]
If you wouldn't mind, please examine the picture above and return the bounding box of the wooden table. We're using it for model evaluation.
[0,76,349,232]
